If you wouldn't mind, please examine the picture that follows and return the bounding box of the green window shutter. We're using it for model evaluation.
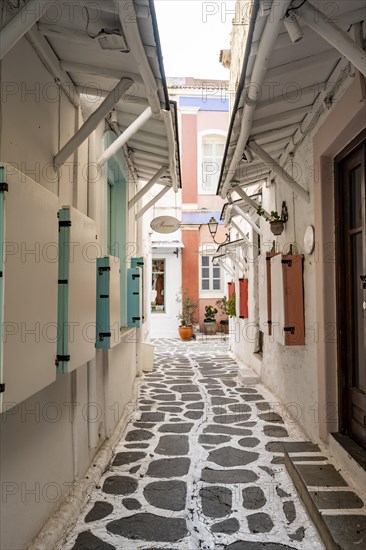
[96,257,111,348]
[127,267,141,328]
[131,257,144,321]
[57,207,71,373]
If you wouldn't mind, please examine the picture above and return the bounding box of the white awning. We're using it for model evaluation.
[218,0,366,199]
[0,0,181,189]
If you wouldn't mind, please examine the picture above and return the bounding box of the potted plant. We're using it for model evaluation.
[176,290,198,341]
[226,292,236,317]
[257,203,287,236]
[268,210,285,235]
[216,296,229,334]
[203,305,218,334]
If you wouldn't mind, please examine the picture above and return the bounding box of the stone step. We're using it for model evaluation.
[284,449,366,549]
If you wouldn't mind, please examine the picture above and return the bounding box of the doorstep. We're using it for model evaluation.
[284,443,366,550]
[195,331,228,342]
[329,432,366,495]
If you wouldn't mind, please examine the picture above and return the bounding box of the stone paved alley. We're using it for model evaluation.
[63,339,327,550]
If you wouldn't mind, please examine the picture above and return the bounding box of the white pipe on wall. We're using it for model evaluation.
[97,107,153,167]
[54,78,134,168]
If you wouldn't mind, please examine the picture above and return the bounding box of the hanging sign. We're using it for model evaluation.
[150,216,180,234]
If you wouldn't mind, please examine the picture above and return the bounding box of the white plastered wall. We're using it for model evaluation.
[0,36,137,550]
[230,72,359,444]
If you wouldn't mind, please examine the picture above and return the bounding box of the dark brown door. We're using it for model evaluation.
[335,131,366,450]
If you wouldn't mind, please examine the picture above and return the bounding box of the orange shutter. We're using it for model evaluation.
[239,278,249,318]
[282,255,305,346]
[228,282,235,299]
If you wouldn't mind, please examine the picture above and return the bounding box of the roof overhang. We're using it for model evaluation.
[0,0,181,189]
[217,0,366,199]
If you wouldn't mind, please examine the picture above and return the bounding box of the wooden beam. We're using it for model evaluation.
[27,27,79,108]
[248,140,310,202]
[129,166,168,208]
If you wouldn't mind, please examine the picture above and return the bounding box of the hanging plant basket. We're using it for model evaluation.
[270,220,285,236]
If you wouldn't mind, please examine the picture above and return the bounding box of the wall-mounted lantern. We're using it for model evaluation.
[208,216,230,245]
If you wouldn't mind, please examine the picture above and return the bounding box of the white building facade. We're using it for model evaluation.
[0,2,181,548]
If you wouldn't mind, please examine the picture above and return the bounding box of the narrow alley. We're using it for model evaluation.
[62,340,327,550]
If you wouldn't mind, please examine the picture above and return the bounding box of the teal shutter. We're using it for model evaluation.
[127,267,141,328]
[131,257,144,321]
[96,257,111,348]
[57,207,71,373]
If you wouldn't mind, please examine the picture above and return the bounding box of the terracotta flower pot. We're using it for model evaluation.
[270,220,284,235]
[178,325,193,341]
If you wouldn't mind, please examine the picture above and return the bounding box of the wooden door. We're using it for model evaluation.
[335,131,366,449]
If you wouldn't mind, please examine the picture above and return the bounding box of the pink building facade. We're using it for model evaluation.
[168,78,230,330]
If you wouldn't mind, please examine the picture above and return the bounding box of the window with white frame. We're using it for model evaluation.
[200,255,222,292]
[200,135,226,194]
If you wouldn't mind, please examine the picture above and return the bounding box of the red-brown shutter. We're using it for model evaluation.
[239,278,249,318]
[228,282,235,299]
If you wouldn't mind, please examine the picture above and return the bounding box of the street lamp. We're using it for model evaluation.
[208,216,230,245]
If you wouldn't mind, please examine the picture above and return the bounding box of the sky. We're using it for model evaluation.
[154,0,236,80]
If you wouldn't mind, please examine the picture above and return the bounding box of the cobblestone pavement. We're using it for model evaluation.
[63,339,325,550]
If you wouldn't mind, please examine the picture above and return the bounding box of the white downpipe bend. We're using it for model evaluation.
[162,110,179,192]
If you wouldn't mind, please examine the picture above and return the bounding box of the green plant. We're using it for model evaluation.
[257,207,282,222]
[204,305,217,321]
[226,293,236,317]
[176,289,198,326]
[270,210,281,221]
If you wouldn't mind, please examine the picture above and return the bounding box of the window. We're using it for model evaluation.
[201,135,225,194]
[201,255,221,291]
[151,259,165,313]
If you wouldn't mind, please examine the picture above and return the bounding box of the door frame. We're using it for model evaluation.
[334,128,366,442]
